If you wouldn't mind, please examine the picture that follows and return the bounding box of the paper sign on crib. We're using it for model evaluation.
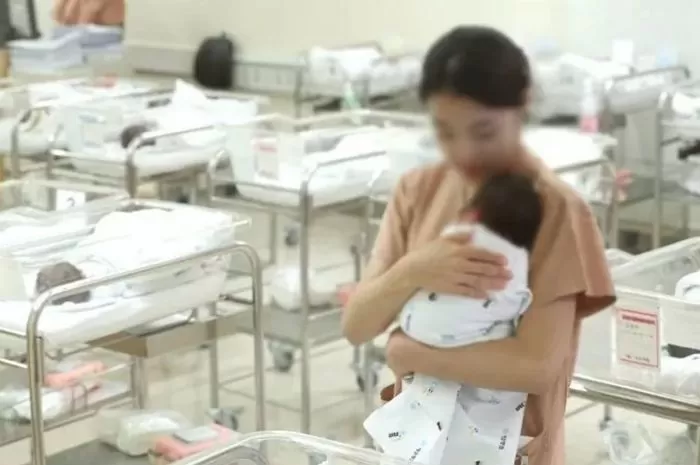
[253,139,280,179]
[227,126,255,180]
[278,133,305,164]
[0,255,29,300]
[614,306,660,370]
[77,109,113,150]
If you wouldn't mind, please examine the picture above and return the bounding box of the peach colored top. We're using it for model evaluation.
[371,160,616,465]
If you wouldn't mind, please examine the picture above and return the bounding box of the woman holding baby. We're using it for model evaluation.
[343,26,616,465]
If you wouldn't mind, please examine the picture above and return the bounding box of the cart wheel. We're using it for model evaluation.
[284,227,299,247]
[228,414,239,432]
[211,407,240,431]
[308,453,327,465]
[269,345,295,372]
[598,417,612,431]
[356,371,379,392]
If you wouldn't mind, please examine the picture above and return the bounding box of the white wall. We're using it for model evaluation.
[563,0,700,74]
[124,0,567,62]
[34,0,54,37]
[29,0,700,76]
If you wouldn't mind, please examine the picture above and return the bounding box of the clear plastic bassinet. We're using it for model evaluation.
[172,431,410,465]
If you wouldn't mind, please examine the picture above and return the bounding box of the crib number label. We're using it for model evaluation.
[615,307,660,369]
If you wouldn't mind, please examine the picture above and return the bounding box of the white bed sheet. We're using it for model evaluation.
[0,217,89,250]
[305,47,421,98]
[237,178,376,207]
[671,91,700,119]
[524,127,608,172]
[0,271,226,351]
[236,150,388,207]
[70,141,222,178]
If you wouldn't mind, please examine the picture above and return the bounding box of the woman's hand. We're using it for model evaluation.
[403,233,511,298]
[385,329,422,380]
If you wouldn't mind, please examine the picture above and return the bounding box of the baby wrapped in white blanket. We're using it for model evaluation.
[33,205,235,304]
[364,173,543,465]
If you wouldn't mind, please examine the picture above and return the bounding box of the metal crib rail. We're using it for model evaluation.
[571,375,700,428]
[207,137,387,436]
[48,91,269,199]
[9,80,167,179]
[0,240,266,465]
[173,430,409,465]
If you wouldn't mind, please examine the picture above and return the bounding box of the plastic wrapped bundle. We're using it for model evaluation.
[97,409,191,456]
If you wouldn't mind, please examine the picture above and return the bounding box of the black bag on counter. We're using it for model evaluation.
[193,33,236,90]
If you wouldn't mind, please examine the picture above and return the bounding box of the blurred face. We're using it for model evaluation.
[427,93,524,179]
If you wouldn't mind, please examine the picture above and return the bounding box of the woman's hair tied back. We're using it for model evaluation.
[419,25,531,108]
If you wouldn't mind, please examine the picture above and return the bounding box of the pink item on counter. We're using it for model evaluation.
[150,424,235,463]
[44,361,107,389]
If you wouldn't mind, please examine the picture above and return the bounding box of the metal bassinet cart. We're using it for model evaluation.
[573,237,700,465]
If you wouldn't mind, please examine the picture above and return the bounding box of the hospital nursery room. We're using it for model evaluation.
[3,0,700,464]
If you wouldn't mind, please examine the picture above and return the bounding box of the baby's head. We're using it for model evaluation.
[119,123,157,149]
[461,172,542,251]
[35,262,91,305]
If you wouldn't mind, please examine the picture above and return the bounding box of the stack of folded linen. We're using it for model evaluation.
[9,32,84,74]
[55,25,123,61]
[9,25,123,75]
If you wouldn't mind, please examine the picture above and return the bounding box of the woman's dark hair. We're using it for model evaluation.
[419,26,531,108]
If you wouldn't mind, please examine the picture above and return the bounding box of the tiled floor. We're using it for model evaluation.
[0,211,696,465]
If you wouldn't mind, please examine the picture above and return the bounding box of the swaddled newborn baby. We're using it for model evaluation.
[364,173,543,465]
[34,205,151,304]
[34,205,232,304]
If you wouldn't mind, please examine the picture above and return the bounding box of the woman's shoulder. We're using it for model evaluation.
[534,166,591,221]
[396,161,455,192]
[393,161,464,210]
[530,166,616,316]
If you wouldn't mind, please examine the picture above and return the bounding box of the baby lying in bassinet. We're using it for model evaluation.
[33,205,234,304]
[364,173,543,465]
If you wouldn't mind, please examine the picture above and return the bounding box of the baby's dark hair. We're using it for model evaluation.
[465,172,542,251]
[120,123,157,150]
[35,262,91,304]
[419,26,531,107]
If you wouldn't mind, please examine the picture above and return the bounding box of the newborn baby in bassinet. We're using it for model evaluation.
[34,205,233,304]
[364,173,543,465]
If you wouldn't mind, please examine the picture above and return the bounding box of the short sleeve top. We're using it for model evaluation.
[371,159,616,465]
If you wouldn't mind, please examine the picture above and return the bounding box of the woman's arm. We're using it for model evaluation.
[387,295,577,394]
[341,257,419,346]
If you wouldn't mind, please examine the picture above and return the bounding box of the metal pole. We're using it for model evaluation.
[25,240,266,464]
[298,183,313,434]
